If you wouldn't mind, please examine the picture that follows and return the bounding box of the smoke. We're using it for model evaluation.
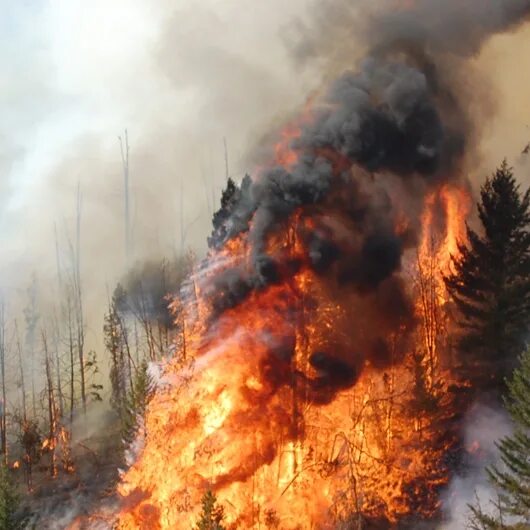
[438,402,513,530]
[0,1,528,374]
[200,0,530,404]
[286,0,530,61]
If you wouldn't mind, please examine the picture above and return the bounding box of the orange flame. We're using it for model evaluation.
[111,183,471,529]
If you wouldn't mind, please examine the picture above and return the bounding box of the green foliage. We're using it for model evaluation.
[444,161,530,380]
[121,360,155,447]
[104,285,129,414]
[469,346,530,529]
[208,174,252,249]
[195,490,226,530]
[0,464,29,529]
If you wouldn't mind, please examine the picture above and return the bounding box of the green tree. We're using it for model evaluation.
[104,284,130,416]
[0,464,29,529]
[122,360,154,447]
[195,490,226,530]
[469,346,530,529]
[444,161,530,382]
[208,174,252,249]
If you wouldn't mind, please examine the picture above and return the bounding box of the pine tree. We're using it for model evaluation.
[195,490,226,530]
[104,284,130,416]
[0,464,29,529]
[208,174,252,249]
[122,360,154,447]
[469,346,530,529]
[444,161,530,380]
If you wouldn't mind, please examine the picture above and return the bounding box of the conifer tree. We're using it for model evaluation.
[104,284,130,416]
[208,174,252,249]
[444,161,530,379]
[469,346,530,529]
[0,464,29,529]
[195,490,226,530]
[122,360,154,447]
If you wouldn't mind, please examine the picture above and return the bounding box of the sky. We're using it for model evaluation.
[0,0,529,312]
[0,0,316,305]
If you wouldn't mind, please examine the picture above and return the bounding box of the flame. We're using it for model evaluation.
[419,183,471,278]
[107,182,471,529]
[274,125,302,168]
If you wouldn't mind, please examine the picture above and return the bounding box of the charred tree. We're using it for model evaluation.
[119,129,132,266]
[42,330,58,477]
[0,303,7,464]
[75,183,87,415]
[23,276,39,419]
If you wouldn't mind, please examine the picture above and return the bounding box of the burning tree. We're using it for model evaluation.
[195,490,227,530]
[114,49,473,529]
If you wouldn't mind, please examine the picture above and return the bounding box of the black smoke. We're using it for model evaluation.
[200,0,530,399]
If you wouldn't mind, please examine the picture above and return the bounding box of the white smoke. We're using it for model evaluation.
[438,402,513,529]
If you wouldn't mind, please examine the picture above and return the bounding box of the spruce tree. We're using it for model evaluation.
[195,490,226,530]
[122,360,154,447]
[104,284,129,416]
[444,161,530,379]
[469,346,530,529]
[208,174,252,249]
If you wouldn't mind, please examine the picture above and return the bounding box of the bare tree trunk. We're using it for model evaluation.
[67,292,76,424]
[223,136,229,182]
[52,314,64,418]
[75,184,87,415]
[15,320,27,423]
[120,130,132,266]
[0,302,7,464]
[43,330,57,477]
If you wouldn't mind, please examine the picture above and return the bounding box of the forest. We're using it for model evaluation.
[2,1,530,529]
[0,159,528,529]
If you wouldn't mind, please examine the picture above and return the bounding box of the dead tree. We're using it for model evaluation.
[75,183,87,414]
[43,330,58,477]
[0,302,7,464]
[14,320,27,423]
[119,129,132,266]
[23,275,39,418]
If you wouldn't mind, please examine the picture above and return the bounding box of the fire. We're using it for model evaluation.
[274,125,302,168]
[83,48,477,528]
[111,180,470,529]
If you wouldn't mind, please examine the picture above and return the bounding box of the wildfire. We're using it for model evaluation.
[96,45,476,529]
[110,179,470,529]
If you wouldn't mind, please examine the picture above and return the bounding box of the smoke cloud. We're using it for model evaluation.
[439,402,513,530]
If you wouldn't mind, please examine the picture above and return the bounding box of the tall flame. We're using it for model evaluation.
[111,178,470,529]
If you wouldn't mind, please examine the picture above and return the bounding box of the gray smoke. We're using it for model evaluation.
[207,0,530,308]
[439,402,513,529]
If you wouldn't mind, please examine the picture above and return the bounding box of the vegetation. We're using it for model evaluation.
[444,161,530,382]
[121,359,155,447]
[0,159,526,527]
[0,464,29,530]
[469,346,530,529]
[195,490,227,530]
